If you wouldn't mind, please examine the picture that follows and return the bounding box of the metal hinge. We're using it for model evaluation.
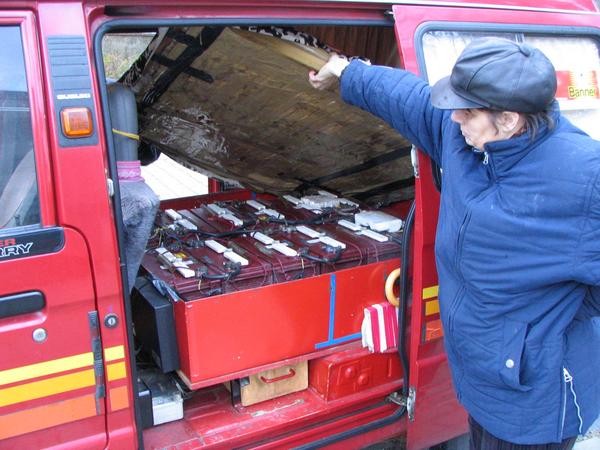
[88,311,106,414]
[107,178,115,197]
[388,386,416,421]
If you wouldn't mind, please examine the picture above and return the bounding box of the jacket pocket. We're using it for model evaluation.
[499,318,532,392]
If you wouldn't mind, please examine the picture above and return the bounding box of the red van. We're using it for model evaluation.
[1,1,599,449]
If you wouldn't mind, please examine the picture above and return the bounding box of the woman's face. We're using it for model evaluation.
[451,108,500,150]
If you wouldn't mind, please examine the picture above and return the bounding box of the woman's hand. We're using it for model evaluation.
[308,54,350,90]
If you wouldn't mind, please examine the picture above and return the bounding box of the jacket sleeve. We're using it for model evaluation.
[340,60,447,166]
[573,170,600,288]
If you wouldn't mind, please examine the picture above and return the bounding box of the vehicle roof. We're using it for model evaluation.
[89,0,598,13]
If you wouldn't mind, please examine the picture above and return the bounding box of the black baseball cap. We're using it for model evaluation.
[430,38,557,113]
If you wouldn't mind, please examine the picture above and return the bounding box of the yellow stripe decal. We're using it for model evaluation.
[425,300,440,316]
[0,369,95,407]
[0,352,93,387]
[107,361,127,381]
[104,345,125,362]
[422,285,439,300]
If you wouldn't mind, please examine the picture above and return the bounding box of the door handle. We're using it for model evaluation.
[0,291,45,319]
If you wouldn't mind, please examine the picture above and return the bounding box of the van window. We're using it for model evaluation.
[421,31,600,139]
[0,26,40,229]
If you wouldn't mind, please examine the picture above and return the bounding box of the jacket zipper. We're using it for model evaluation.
[453,157,497,274]
[560,367,568,438]
[561,367,583,438]
[449,152,497,336]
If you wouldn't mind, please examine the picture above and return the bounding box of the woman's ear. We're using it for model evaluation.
[497,111,524,135]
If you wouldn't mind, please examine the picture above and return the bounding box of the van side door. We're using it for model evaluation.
[393,3,600,449]
[0,11,108,449]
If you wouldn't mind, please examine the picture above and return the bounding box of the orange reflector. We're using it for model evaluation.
[60,107,93,137]
[425,319,444,341]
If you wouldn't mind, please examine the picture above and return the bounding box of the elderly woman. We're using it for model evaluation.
[310,38,600,450]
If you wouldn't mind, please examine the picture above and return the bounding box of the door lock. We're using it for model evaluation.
[104,313,119,328]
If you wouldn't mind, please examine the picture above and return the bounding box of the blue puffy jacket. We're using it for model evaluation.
[340,60,600,444]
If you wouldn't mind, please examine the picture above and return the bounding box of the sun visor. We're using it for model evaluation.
[122,26,414,205]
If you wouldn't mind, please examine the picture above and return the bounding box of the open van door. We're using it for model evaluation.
[0,10,109,449]
[392,2,600,449]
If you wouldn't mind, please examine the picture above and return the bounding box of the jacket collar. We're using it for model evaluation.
[481,104,561,175]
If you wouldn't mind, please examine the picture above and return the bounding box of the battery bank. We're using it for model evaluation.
[143,207,273,299]
[187,236,273,296]
[240,231,318,283]
[320,222,402,265]
[141,246,225,298]
[190,203,258,233]
[142,201,402,299]
[257,225,358,274]
[187,206,318,284]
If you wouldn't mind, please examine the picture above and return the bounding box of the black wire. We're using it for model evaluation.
[191,227,255,239]
[398,200,415,397]
[298,247,342,264]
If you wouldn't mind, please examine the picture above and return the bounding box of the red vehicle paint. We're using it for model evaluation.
[0,1,599,449]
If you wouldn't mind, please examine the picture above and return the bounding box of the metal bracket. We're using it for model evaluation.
[407,386,416,421]
[107,178,114,197]
[410,145,420,179]
[387,386,416,421]
[88,311,106,415]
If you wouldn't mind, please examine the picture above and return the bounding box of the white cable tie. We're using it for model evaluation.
[172,260,188,268]
[300,204,322,213]
[360,229,389,242]
[207,203,227,216]
[205,239,228,254]
[177,218,198,231]
[319,235,346,249]
[252,232,275,245]
[317,190,338,198]
[340,198,359,207]
[165,209,182,221]
[269,242,298,257]
[338,219,363,232]
[223,250,249,266]
[158,252,178,264]
[246,200,265,211]
[296,225,321,238]
[222,213,243,227]
[283,195,301,205]
[259,208,284,219]
[176,267,196,279]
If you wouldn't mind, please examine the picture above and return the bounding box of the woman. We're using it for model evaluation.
[309,38,600,449]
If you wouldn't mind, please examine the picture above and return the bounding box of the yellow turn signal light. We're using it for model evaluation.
[60,107,93,137]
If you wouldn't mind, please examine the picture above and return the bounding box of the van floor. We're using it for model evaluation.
[142,378,403,449]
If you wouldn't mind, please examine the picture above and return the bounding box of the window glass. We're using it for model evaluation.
[523,35,600,138]
[0,26,40,229]
[422,30,600,139]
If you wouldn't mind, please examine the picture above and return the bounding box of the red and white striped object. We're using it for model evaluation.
[361,302,399,353]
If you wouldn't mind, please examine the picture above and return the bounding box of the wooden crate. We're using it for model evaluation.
[228,361,308,406]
